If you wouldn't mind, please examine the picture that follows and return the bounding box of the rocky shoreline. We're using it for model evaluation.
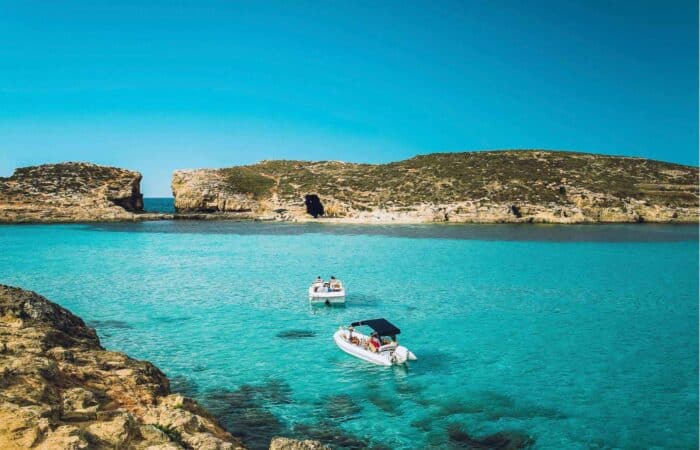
[171,151,698,224]
[0,284,326,450]
[1,151,697,224]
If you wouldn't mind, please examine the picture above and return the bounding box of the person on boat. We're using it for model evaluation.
[330,276,340,291]
[313,276,323,292]
[368,332,381,352]
[347,326,360,345]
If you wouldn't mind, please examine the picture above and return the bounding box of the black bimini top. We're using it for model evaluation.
[350,318,400,336]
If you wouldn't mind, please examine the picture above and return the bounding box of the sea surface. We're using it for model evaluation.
[144,197,175,213]
[0,219,697,449]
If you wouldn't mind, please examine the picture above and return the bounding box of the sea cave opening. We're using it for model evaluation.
[305,194,324,218]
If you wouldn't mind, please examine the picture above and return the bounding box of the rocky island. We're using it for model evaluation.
[172,151,698,223]
[1,151,697,224]
[0,285,326,450]
[0,163,165,223]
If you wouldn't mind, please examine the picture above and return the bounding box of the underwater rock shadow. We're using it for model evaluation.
[346,292,383,306]
[151,315,192,324]
[275,329,317,339]
[86,319,133,330]
[437,391,565,422]
[201,378,292,450]
[292,421,384,450]
[405,349,458,374]
[169,375,199,398]
[446,423,534,449]
[320,394,362,422]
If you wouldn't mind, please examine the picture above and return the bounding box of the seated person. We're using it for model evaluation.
[347,326,360,345]
[367,332,381,352]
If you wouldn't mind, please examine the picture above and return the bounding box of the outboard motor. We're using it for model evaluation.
[393,346,410,364]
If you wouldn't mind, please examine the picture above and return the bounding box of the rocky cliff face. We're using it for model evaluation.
[171,151,699,224]
[0,285,326,450]
[0,163,147,223]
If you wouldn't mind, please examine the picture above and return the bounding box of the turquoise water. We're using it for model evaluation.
[0,221,697,449]
[144,197,175,213]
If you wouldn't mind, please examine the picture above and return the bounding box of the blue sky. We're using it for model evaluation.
[1,0,697,196]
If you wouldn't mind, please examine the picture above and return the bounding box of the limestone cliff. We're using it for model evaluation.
[171,150,699,224]
[0,163,147,223]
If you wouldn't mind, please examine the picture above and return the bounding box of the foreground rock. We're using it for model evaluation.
[0,284,246,449]
[172,150,698,223]
[269,438,329,450]
[0,162,153,223]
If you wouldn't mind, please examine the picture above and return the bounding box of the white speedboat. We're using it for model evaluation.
[309,279,345,305]
[333,318,417,366]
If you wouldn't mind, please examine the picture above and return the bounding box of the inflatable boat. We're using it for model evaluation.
[333,318,417,366]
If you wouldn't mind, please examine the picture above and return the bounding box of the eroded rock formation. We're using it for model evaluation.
[0,162,149,223]
[0,284,327,450]
[171,151,699,224]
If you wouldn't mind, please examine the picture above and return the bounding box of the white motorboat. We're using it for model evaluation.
[309,278,345,304]
[333,318,417,366]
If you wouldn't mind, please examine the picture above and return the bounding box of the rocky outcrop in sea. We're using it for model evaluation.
[0,285,325,450]
[171,151,699,223]
[0,162,163,223]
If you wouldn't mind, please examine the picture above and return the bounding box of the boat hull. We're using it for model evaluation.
[309,287,346,304]
[333,330,395,366]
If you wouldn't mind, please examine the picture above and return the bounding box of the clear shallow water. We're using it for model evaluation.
[0,222,697,449]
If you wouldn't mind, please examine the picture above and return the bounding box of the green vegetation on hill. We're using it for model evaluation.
[0,162,139,196]
[221,167,275,199]
[215,151,698,209]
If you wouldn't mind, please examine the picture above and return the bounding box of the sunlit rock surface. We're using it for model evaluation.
[0,284,245,449]
[0,162,153,223]
[171,151,699,223]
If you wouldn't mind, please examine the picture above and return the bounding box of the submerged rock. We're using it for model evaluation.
[322,394,362,421]
[170,375,200,398]
[86,319,133,329]
[0,284,243,449]
[270,437,329,449]
[292,422,369,450]
[202,379,293,450]
[446,424,534,449]
[275,330,316,339]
